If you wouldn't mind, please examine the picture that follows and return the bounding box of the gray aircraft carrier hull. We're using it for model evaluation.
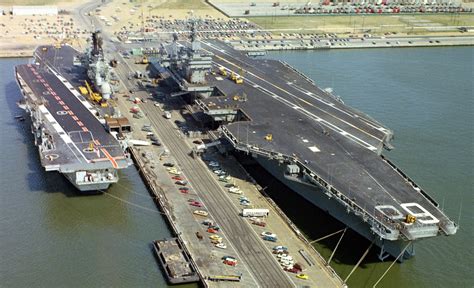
[63,172,113,191]
[253,155,415,261]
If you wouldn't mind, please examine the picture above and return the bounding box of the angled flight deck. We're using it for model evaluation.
[201,40,393,153]
[193,40,457,260]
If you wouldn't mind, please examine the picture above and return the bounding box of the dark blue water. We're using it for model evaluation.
[266,47,473,287]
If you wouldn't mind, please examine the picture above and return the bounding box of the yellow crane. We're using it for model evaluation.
[84,80,107,107]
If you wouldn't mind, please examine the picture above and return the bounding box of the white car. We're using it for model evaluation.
[229,189,242,195]
[209,161,220,167]
[261,231,276,238]
[279,256,293,262]
[219,175,232,181]
[215,243,227,249]
[280,259,294,266]
[273,246,288,251]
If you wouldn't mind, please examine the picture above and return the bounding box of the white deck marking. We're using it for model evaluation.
[308,146,321,153]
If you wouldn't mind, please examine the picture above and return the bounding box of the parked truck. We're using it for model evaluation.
[241,208,269,217]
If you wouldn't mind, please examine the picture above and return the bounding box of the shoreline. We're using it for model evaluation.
[2,35,472,58]
[230,35,474,52]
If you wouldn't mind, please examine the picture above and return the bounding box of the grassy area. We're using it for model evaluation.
[157,0,212,10]
[247,14,474,34]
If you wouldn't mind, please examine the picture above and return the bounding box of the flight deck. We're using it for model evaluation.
[15,46,128,173]
[193,40,457,250]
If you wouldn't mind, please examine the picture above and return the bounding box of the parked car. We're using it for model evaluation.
[209,161,220,167]
[273,246,288,251]
[211,238,222,244]
[172,176,183,180]
[223,259,237,266]
[210,235,223,241]
[163,162,175,167]
[209,225,220,231]
[175,180,188,186]
[252,220,266,227]
[285,267,299,273]
[207,227,218,233]
[141,125,152,132]
[296,274,309,280]
[190,201,203,207]
[262,232,276,238]
[193,210,208,217]
[215,243,227,249]
[202,219,213,226]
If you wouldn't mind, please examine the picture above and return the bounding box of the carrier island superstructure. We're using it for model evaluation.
[155,29,458,261]
[15,36,131,191]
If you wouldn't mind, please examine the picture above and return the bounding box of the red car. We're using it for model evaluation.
[189,201,203,207]
[179,187,190,193]
[172,176,183,181]
[223,259,237,266]
[284,267,299,273]
[207,227,218,234]
[252,221,266,227]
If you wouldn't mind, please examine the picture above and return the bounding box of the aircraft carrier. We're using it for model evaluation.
[155,29,458,261]
[14,40,132,191]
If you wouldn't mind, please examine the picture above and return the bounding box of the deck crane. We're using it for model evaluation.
[84,80,107,107]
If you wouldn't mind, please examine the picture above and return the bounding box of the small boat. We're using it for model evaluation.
[16,101,27,110]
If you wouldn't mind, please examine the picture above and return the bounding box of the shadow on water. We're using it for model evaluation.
[234,152,385,267]
[4,76,89,197]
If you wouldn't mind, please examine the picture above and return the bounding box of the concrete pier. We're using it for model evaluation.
[112,55,345,287]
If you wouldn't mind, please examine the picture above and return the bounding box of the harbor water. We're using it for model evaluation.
[0,59,178,287]
[262,47,473,288]
[0,46,472,288]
